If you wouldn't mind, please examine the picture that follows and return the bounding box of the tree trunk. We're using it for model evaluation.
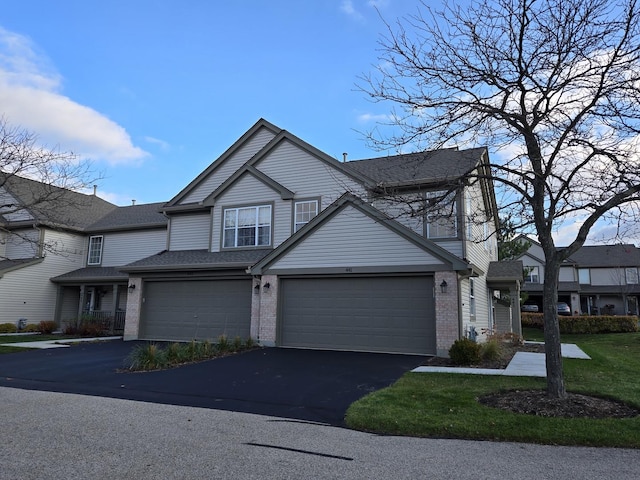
[542,259,566,398]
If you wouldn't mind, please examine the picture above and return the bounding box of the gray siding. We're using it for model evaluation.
[168,214,211,251]
[0,187,33,222]
[5,229,41,259]
[255,141,366,207]
[0,229,85,325]
[559,265,575,282]
[101,228,167,266]
[269,205,445,270]
[212,174,290,251]
[182,128,276,204]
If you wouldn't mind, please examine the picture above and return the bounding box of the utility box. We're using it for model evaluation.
[17,318,28,330]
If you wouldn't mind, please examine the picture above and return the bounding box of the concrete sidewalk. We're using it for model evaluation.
[412,342,590,377]
[0,336,122,349]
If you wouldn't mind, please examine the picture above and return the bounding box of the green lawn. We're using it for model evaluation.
[0,334,69,354]
[345,331,640,448]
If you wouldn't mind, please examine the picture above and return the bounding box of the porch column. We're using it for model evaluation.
[111,284,120,334]
[54,285,64,325]
[510,284,522,337]
[77,285,86,319]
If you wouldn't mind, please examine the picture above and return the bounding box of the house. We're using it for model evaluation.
[118,119,517,356]
[517,237,640,316]
[0,173,116,327]
[50,202,168,333]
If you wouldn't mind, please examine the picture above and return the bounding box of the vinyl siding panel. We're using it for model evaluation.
[212,174,289,251]
[101,228,167,266]
[463,185,497,273]
[0,229,85,325]
[5,229,41,259]
[182,129,277,204]
[590,267,624,286]
[0,187,33,222]
[373,197,424,235]
[168,214,211,251]
[269,205,445,270]
[255,141,366,207]
[559,265,575,282]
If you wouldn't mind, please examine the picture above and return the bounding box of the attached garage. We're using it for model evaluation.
[279,276,436,355]
[139,279,252,341]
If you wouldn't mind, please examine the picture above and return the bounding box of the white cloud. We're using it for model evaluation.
[144,136,170,151]
[357,112,390,123]
[340,0,364,21]
[0,27,148,165]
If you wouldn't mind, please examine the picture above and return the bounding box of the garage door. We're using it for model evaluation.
[139,279,252,341]
[280,276,435,355]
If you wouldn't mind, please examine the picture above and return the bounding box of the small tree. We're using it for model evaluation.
[361,0,640,398]
[1,118,98,257]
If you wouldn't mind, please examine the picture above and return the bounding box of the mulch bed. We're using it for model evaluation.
[424,342,640,419]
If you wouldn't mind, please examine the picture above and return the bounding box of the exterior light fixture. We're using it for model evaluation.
[263,282,271,290]
[440,280,448,294]
[128,283,136,292]
[254,283,260,293]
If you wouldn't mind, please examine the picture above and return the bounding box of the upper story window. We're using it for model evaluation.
[469,278,476,322]
[294,200,318,232]
[626,267,639,284]
[87,236,103,265]
[223,205,271,248]
[425,191,457,239]
[524,266,539,283]
[578,268,591,284]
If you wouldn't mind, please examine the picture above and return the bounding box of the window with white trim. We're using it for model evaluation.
[524,266,540,283]
[294,200,318,232]
[223,205,271,248]
[425,190,457,239]
[578,268,591,284]
[626,267,639,284]
[87,236,103,265]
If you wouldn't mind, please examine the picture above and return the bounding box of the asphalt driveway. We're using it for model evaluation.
[0,340,424,426]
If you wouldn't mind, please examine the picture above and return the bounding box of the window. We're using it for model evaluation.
[425,191,457,239]
[578,268,591,285]
[469,278,476,322]
[294,200,318,232]
[87,236,103,265]
[524,266,539,283]
[626,267,639,284]
[223,205,271,248]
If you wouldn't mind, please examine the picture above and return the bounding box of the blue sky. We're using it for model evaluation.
[0,0,416,206]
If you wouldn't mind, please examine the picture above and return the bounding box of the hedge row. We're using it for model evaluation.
[521,312,639,334]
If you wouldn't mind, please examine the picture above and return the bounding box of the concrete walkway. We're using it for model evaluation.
[0,336,122,349]
[412,342,590,377]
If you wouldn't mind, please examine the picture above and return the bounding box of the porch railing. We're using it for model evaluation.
[81,310,126,334]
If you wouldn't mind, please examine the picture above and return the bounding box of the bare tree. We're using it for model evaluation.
[360,0,640,398]
[1,118,104,258]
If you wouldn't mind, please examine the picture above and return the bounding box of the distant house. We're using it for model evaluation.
[0,173,116,327]
[51,202,167,333]
[516,237,640,316]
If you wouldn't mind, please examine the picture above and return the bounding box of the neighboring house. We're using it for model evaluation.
[517,237,640,316]
[0,173,116,327]
[118,118,519,355]
[50,202,168,333]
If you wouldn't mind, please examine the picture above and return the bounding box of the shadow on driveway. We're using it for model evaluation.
[0,340,425,426]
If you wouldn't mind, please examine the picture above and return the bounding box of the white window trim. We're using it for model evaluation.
[222,204,272,249]
[469,278,476,322]
[293,199,319,232]
[425,191,458,239]
[87,235,103,265]
[524,266,540,283]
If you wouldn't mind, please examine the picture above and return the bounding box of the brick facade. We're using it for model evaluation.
[123,277,142,341]
[253,274,278,346]
[435,271,460,357]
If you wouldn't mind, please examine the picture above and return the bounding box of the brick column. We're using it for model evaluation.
[257,275,278,346]
[435,271,459,357]
[123,277,142,341]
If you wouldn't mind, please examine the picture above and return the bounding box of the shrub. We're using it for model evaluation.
[23,324,40,332]
[37,321,58,334]
[449,338,481,365]
[0,323,17,334]
[480,338,502,362]
[128,343,167,371]
[217,334,230,353]
[521,313,638,334]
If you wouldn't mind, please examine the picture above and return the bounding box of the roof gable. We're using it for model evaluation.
[204,165,294,204]
[251,193,469,274]
[165,119,281,208]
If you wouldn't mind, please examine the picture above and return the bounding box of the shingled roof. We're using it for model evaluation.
[120,249,272,272]
[567,244,640,268]
[1,173,116,231]
[343,147,487,188]
[86,202,167,232]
